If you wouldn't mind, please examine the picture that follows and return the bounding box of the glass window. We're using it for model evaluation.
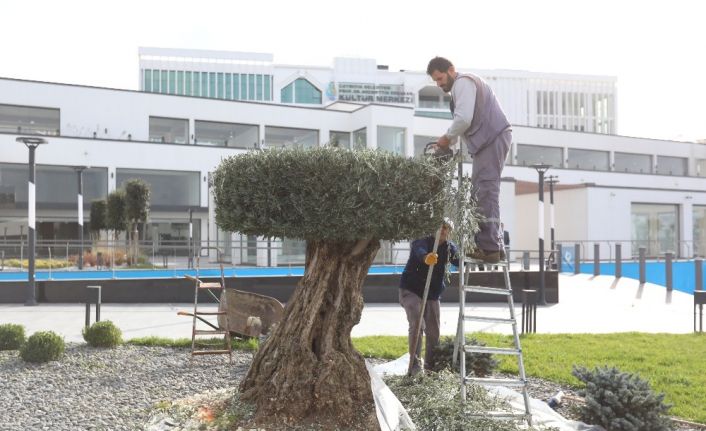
[0,104,60,136]
[143,69,152,92]
[256,75,263,100]
[265,126,318,149]
[177,71,184,95]
[225,73,232,100]
[160,71,168,93]
[248,74,255,100]
[201,72,208,97]
[631,203,679,257]
[148,117,188,144]
[0,164,107,208]
[152,70,160,94]
[614,152,652,174]
[281,82,294,103]
[240,74,247,100]
[656,156,687,176]
[209,72,216,98]
[168,71,176,94]
[567,148,609,171]
[193,72,201,97]
[185,71,192,95]
[694,206,706,257]
[352,128,367,149]
[195,120,258,148]
[146,220,201,255]
[232,74,239,99]
[279,237,306,264]
[329,131,350,149]
[515,144,563,167]
[414,135,437,157]
[217,73,224,99]
[377,126,405,155]
[117,169,199,207]
[264,75,272,101]
[295,79,321,104]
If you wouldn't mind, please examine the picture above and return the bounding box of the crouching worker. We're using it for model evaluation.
[399,219,459,375]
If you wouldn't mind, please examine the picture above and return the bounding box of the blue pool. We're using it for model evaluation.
[561,260,704,295]
[0,265,407,282]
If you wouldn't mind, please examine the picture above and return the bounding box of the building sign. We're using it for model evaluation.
[333,82,414,104]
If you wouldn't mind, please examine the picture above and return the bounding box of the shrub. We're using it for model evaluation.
[428,335,499,377]
[0,323,26,350]
[5,259,72,269]
[82,321,122,347]
[572,365,672,431]
[20,331,65,363]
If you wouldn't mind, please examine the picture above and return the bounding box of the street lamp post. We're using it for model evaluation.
[75,166,88,270]
[547,175,559,268]
[531,163,551,305]
[17,137,48,306]
[188,208,193,269]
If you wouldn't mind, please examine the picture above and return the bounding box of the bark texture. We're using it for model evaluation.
[240,239,380,428]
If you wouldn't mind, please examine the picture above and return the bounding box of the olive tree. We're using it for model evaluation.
[89,199,107,242]
[123,179,150,265]
[211,148,455,428]
[105,190,127,242]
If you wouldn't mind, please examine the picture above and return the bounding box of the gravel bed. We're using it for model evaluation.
[1,347,701,430]
[0,344,251,431]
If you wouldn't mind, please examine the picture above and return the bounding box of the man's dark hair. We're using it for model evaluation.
[427,57,453,75]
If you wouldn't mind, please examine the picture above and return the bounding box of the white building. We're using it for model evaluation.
[0,48,704,266]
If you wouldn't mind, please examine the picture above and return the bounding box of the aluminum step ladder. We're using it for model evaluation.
[178,265,232,363]
[454,255,533,425]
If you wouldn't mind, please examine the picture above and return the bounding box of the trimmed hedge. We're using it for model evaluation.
[0,323,26,350]
[20,331,65,363]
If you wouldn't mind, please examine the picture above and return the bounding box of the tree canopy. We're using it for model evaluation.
[211,148,452,242]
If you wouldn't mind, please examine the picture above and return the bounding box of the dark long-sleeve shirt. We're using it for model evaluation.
[399,236,459,300]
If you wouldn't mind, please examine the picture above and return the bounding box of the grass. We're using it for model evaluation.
[352,332,706,423]
[126,336,259,351]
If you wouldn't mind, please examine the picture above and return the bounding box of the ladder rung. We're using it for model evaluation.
[194,311,226,315]
[464,345,520,355]
[464,315,516,324]
[465,258,509,266]
[192,350,231,355]
[468,412,529,420]
[198,283,222,289]
[466,377,526,387]
[464,286,511,295]
[194,329,228,335]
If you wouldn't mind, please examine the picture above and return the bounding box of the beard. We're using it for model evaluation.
[443,73,455,92]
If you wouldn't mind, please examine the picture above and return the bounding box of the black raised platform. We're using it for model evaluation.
[0,270,558,304]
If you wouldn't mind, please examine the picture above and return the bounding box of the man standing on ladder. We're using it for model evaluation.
[399,220,459,375]
[427,56,512,264]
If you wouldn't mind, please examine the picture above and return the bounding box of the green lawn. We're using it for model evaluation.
[352,332,706,423]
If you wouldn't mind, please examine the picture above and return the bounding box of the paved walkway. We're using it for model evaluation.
[0,273,697,343]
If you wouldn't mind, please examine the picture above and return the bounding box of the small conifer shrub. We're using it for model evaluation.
[82,321,123,347]
[0,323,26,350]
[572,365,672,431]
[20,331,65,363]
[429,335,499,377]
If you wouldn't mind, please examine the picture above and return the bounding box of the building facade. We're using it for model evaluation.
[0,49,704,266]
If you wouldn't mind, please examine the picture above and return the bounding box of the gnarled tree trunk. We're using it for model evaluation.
[240,238,380,428]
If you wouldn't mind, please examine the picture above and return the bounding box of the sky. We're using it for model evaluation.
[2,0,705,142]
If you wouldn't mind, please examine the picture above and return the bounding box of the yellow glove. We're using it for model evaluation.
[424,252,438,266]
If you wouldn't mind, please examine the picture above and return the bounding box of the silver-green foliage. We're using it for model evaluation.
[572,365,672,431]
[429,335,499,377]
[211,148,452,241]
[20,331,65,363]
[82,320,123,348]
[0,323,26,350]
[386,370,532,431]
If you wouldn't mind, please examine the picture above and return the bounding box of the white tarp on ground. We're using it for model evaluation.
[371,354,604,431]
